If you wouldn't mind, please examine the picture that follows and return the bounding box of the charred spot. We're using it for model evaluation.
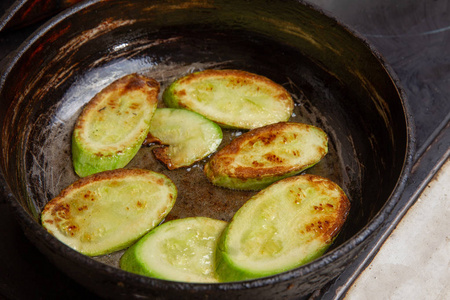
[143,133,162,145]
[305,223,314,232]
[124,77,146,91]
[313,205,324,211]
[326,203,334,208]
[317,221,324,230]
[77,205,88,212]
[260,133,277,145]
[264,153,284,163]
[109,180,121,186]
[175,89,187,97]
[53,203,70,218]
[292,150,300,156]
[252,160,264,167]
[129,102,140,110]
[44,220,54,224]
[136,201,144,208]
[107,98,117,107]
[98,106,106,112]
[156,178,165,186]
[66,225,79,236]
[305,220,331,235]
[247,140,256,147]
[317,146,327,156]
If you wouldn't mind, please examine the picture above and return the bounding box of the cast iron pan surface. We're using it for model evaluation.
[0,0,413,299]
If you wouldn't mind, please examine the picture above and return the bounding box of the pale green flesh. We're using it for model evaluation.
[164,75,293,129]
[73,88,156,177]
[41,171,176,256]
[85,92,151,147]
[149,108,223,168]
[120,217,227,283]
[216,175,348,281]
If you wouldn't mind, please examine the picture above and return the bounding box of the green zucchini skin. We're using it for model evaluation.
[72,74,159,177]
[72,135,142,177]
[204,122,328,190]
[215,174,350,282]
[163,69,294,130]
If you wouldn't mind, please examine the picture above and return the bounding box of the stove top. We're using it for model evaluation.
[0,0,449,299]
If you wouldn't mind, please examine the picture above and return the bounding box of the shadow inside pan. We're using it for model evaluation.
[0,0,410,298]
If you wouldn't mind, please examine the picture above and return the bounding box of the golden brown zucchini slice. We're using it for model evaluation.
[41,169,177,256]
[163,69,294,129]
[215,174,350,281]
[204,122,328,190]
[72,74,159,177]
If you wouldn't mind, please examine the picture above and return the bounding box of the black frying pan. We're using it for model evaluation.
[0,0,414,299]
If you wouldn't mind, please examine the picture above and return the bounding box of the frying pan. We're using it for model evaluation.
[0,0,414,299]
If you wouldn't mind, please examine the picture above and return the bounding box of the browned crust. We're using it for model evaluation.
[283,174,351,243]
[73,73,160,132]
[152,146,176,170]
[176,69,293,109]
[41,168,164,218]
[207,122,326,179]
[142,132,163,146]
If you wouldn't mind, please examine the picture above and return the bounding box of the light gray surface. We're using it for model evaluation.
[346,159,450,299]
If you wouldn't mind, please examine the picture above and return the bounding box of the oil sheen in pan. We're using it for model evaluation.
[23,32,360,269]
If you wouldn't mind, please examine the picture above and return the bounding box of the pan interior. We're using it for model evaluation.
[24,28,369,267]
[0,0,407,281]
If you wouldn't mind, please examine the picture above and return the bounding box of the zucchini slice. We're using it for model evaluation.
[120,217,227,283]
[163,69,294,129]
[146,108,223,170]
[41,169,177,256]
[215,174,350,281]
[204,122,328,190]
[72,74,159,177]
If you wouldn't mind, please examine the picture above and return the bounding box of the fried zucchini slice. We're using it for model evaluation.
[41,169,177,256]
[146,108,223,170]
[204,122,328,190]
[215,174,350,282]
[163,69,294,129]
[120,217,227,283]
[72,74,159,177]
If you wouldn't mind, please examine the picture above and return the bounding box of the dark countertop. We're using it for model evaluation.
[1,0,449,299]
